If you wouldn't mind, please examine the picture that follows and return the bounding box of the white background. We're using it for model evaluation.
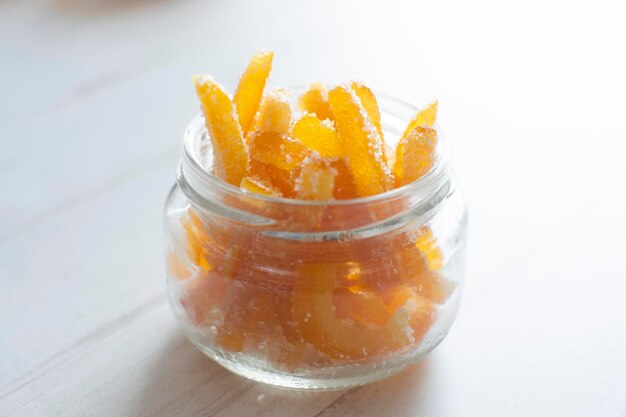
[1,0,625,415]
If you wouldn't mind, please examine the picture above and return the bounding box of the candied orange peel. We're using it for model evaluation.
[180,51,452,369]
[233,50,274,137]
[192,52,440,200]
[328,85,393,197]
[298,82,334,121]
[192,75,249,186]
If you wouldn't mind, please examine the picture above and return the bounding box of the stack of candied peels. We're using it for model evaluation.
[170,50,452,371]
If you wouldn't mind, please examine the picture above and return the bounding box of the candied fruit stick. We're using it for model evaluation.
[210,220,254,280]
[416,226,444,271]
[249,292,305,371]
[216,290,252,352]
[249,131,311,171]
[298,82,334,121]
[249,160,295,197]
[181,210,212,271]
[182,270,232,326]
[401,100,438,138]
[292,263,413,360]
[291,114,342,158]
[233,50,274,136]
[397,243,455,304]
[350,82,384,143]
[330,157,359,199]
[295,154,337,201]
[393,126,438,186]
[382,286,414,313]
[193,76,249,186]
[328,85,393,197]
[240,176,283,197]
[333,288,392,328]
[250,88,292,138]
[406,291,435,343]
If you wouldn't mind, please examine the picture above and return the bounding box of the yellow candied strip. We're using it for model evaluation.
[415,226,444,271]
[292,263,413,360]
[233,51,274,137]
[250,88,292,138]
[328,85,393,197]
[298,82,334,121]
[291,114,342,158]
[351,82,384,142]
[240,176,283,197]
[393,101,438,183]
[394,126,437,186]
[193,75,249,186]
[295,153,338,200]
[401,100,438,137]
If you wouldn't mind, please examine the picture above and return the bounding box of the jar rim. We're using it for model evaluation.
[180,92,450,208]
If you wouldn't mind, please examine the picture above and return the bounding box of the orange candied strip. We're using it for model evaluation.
[416,226,444,271]
[351,82,384,142]
[249,131,310,171]
[292,263,413,360]
[291,114,342,158]
[330,158,359,199]
[333,288,393,328]
[181,210,212,271]
[328,85,393,197]
[393,100,437,184]
[250,88,292,137]
[298,82,334,121]
[295,154,337,201]
[393,125,437,186]
[193,76,249,186]
[240,176,283,197]
[401,100,438,138]
[233,51,274,137]
[182,270,232,326]
[394,241,454,304]
[248,131,311,196]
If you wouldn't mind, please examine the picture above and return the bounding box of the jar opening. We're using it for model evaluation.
[178,93,452,233]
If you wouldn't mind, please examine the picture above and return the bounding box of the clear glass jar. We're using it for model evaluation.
[164,94,468,390]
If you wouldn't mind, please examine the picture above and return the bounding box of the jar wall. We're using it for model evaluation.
[164,180,468,389]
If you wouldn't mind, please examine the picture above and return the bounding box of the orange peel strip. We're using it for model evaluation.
[298,82,334,121]
[291,114,342,158]
[393,125,437,186]
[401,100,438,137]
[351,82,384,141]
[416,226,444,271]
[193,75,249,186]
[292,263,413,360]
[328,85,393,197]
[240,176,283,197]
[250,88,292,138]
[295,154,337,201]
[249,131,311,171]
[233,51,274,137]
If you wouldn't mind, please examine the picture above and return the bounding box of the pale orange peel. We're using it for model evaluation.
[234,50,274,137]
[328,84,393,197]
[192,75,249,186]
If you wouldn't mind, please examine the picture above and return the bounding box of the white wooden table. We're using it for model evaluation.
[2,0,625,415]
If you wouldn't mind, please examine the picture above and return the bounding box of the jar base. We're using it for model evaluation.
[200,347,410,390]
[189,333,447,390]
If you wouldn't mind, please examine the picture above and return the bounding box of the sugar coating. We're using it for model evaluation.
[193,76,249,186]
[328,84,393,196]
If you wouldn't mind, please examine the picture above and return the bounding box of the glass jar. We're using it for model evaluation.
[164,94,468,390]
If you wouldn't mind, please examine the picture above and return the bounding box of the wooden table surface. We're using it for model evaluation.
[2,0,625,415]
